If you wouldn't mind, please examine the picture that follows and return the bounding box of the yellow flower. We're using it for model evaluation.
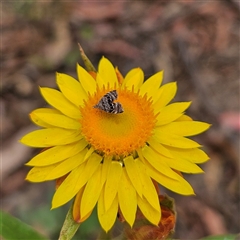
[20,57,210,232]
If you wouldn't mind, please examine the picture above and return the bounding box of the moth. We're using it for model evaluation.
[93,90,124,114]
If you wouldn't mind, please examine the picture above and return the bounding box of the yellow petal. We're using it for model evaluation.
[52,162,87,208]
[26,139,88,166]
[40,87,81,119]
[135,159,160,212]
[96,73,105,89]
[147,146,204,174]
[26,164,58,182]
[32,112,80,129]
[26,149,88,182]
[166,157,203,173]
[154,82,177,110]
[159,101,191,113]
[73,185,85,223]
[104,161,122,211]
[98,57,119,88]
[153,131,200,148]
[137,194,161,226]
[56,72,87,107]
[156,121,211,137]
[82,147,95,162]
[45,148,88,180]
[115,66,124,84]
[73,186,93,224]
[80,164,104,219]
[83,153,103,179]
[139,71,163,100]
[52,152,102,208]
[147,137,173,158]
[139,146,178,180]
[176,114,193,121]
[146,164,195,195]
[98,189,118,232]
[156,113,183,126]
[164,146,210,164]
[101,156,112,184]
[20,128,82,147]
[30,108,60,128]
[124,156,143,197]
[77,64,97,95]
[124,68,140,82]
[118,168,137,227]
[122,68,144,92]
[156,102,191,125]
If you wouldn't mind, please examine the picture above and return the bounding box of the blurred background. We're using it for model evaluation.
[1,1,239,239]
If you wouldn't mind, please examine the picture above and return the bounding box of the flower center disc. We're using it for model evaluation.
[80,88,156,156]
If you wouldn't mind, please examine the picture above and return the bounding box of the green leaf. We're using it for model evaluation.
[200,234,239,240]
[0,211,48,240]
[78,43,96,72]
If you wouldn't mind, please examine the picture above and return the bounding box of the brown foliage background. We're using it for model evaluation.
[1,1,239,239]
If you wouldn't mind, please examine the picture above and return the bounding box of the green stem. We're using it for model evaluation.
[58,203,81,240]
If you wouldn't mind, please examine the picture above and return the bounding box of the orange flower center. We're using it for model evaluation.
[80,87,156,157]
